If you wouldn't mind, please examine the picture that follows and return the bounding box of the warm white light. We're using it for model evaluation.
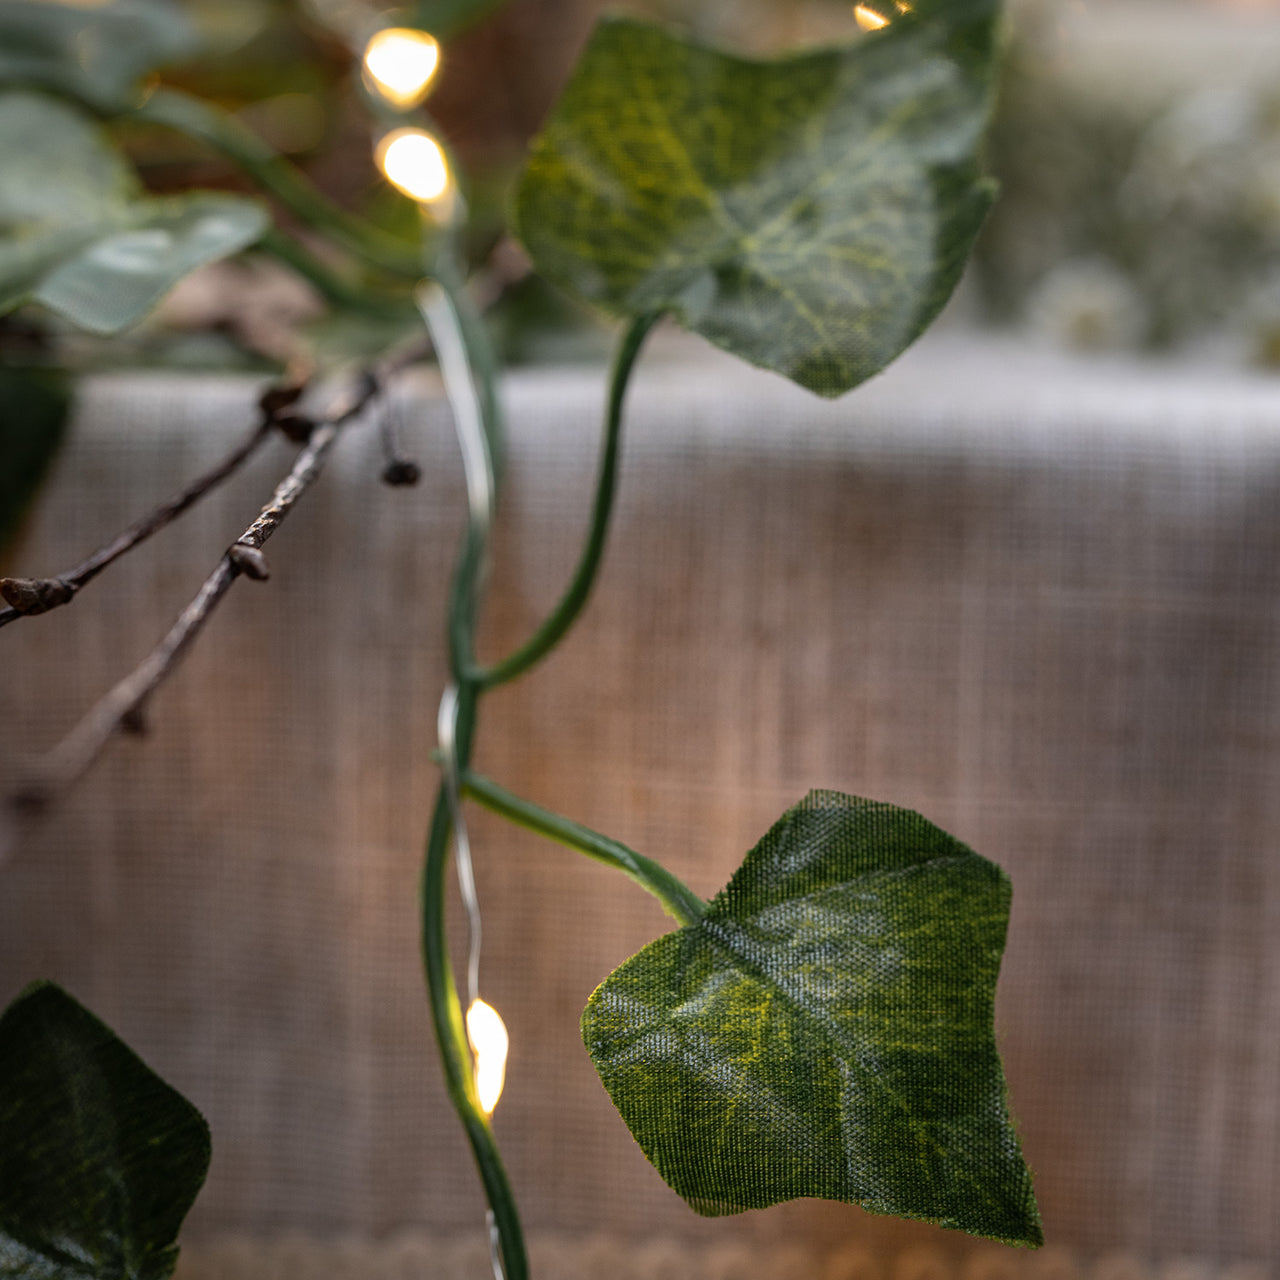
[854,4,891,29]
[362,27,440,108]
[466,998,509,1117]
[376,128,451,204]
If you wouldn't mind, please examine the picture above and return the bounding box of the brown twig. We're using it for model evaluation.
[3,369,386,841]
[0,386,300,629]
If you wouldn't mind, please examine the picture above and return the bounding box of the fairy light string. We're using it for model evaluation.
[364,26,511,1280]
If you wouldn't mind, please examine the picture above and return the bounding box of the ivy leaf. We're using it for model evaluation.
[0,982,211,1280]
[35,195,271,335]
[0,92,134,310]
[582,790,1042,1247]
[0,0,200,113]
[514,7,998,397]
[0,92,134,226]
[0,92,268,334]
[0,367,72,554]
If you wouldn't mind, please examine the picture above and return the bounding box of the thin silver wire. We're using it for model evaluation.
[435,681,481,1006]
[418,278,494,1012]
[417,280,493,525]
[419,277,506,1280]
[486,1210,504,1280]
[419,278,493,1012]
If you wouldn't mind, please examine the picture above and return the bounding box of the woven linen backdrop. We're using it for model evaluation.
[2,333,1280,1280]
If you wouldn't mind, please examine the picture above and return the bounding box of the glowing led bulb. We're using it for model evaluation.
[376,127,451,204]
[363,27,440,108]
[466,998,509,1117]
[854,4,890,29]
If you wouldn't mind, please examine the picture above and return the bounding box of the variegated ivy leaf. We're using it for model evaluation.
[0,92,268,334]
[35,195,271,335]
[515,5,999,397]
[583,790,1042,1247]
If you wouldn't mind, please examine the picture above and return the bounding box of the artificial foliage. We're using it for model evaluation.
[0,92,267,332]
[0,983,210,1280]
[0,368,69,552]
[516,10,997,396]
[584,791,1040,1246]
[0,0,1041,1274]
[0,0,197,112]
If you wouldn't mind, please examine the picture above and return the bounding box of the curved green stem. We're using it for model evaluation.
[130,88,424,279]
[436,252,506,493]
[257,228,391,314]
[417,229,526,1273]
[460,769,708,928]
[475,312,661,690]
[422,784,528,1280]
[423,313,656,1279]
[415,273,501,681]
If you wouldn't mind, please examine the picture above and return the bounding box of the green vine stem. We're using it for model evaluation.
[130,88,424,280]
[460,769,708,927]
[418,247,522,1275]
[416,274,497,683]
[421,784,527,1279]
[474,311,661,689]
[420,302,659,1279]
[435,251,506,493]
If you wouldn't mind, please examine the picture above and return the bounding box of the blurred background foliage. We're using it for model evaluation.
[4,0,1280,371]
[980,0,1280,365]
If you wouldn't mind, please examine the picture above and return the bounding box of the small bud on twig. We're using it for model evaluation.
[382,459,422,487]
[5,357,397,817]
[273,413,315,444]
[0,576,75,615]
[120,708,149,737]
[8,781,51,816]
[227,543,271,581]
[258,383,305,419]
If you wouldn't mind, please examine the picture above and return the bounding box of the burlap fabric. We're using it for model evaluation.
[2,334,1278,1278]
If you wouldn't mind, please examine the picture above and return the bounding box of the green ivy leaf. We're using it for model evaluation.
[515,8,998,397]
[35,195,270,335]
[0,93,134,226]
[0,368,72,554]
[0,982,211,1280]
[0,0,200,113]
[0,92,269,334]
[582,790,1042,1247]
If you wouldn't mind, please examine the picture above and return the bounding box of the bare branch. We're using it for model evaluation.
[0,387,300,629]
[2,368,387,848]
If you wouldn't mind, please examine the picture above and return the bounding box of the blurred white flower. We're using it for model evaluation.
[1026,258,1147,352]
[1242,269,1280,368]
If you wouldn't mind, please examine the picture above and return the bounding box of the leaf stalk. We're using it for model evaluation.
[474,312,660,689]
[460,769,708,927]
